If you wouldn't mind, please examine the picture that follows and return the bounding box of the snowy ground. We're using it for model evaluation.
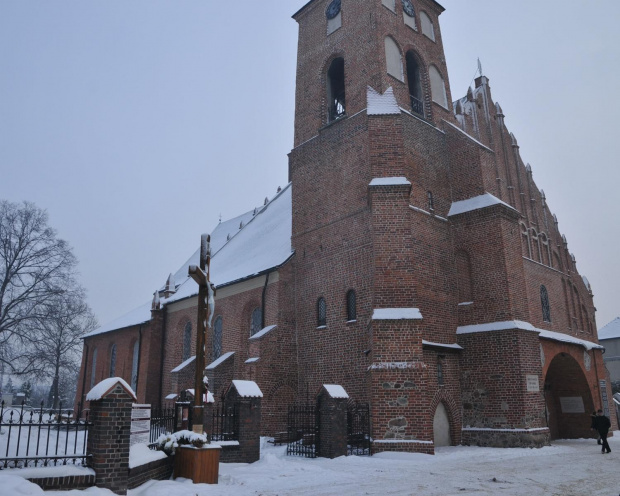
[1,436,618,496]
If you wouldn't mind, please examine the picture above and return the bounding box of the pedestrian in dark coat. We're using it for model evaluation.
[590,411,602,445]
[593,409,612,454]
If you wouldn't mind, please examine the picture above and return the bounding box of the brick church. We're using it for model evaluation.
[76,0,617,452]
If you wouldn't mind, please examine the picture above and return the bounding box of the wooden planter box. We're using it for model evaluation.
[173,444,221,484]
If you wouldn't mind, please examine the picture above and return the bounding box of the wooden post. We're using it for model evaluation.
[188,234,213,435]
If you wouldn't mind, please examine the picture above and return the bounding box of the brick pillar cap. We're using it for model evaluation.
[318,384,349,399]
[86,377,137,402]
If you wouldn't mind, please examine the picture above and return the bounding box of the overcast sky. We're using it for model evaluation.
[1,1,618,330]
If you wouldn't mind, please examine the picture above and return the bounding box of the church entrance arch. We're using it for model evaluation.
[544,352,594,440]
[433,402,452,447]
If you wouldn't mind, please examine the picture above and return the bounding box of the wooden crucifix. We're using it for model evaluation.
[188,233,216,435]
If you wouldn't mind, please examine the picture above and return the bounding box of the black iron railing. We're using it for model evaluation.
[149,404,176,444]
[209,403,239,443]
[0,400,91,469]
[410,95,424,117]
[347,401,371,456]
[286,404,318,458]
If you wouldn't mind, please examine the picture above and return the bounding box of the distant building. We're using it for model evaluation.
[76,0,616,452]
[598,317,620,389]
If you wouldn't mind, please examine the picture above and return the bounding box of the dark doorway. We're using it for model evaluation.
[544,353,594,440]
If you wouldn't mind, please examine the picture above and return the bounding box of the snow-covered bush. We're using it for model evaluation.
[155,430,208,455]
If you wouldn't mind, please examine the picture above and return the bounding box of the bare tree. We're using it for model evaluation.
[0,200,79,375]
[32,289,97,409]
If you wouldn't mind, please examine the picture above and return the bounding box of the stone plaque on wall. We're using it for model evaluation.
[526,375,539,392]
[559,396,585,414]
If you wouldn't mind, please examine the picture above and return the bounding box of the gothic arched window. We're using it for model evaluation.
[327,57,346,122]
[385,36,403,82]
[109,344,117,377]
[406,51,424,116]
[90,348,98,388]
[131,341,139,392]
[213,316,223,359]
[541,285,551,323]
[346,290,357,321]
[317,297,327,327]
[520,222,531,258]
[429,65,448,108]
[182,322,192,361]
[250,307,262,336]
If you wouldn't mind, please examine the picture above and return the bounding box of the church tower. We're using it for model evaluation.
[289,0,463,453]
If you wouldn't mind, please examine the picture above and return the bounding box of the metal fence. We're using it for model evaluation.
[286,404,318,458]
[0,400,91,469]
[149,404,176,444]
[209,403,239,443]
[347,401,371,456]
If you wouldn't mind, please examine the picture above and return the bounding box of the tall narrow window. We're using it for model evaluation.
[437,359,444,385]
[90,348,98,388]
[346,290,357,321]
[520,223,531,258]
[250,307,262,336]
[327,58,346,122]
[385,36,403,82]
[182,322,192,361]
[429,65,448,108]
[131,341,139,392]
[109,344,117,377]
[317,297,327,327]
[406,51,424,116]
[541,285,551,323]
[213,316,223,359]
[455,250,473,303]
[427,191,434,211]
[530,229,541,263]
[420,11,435,41]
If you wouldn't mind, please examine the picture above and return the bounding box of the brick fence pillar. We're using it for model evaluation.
[225,380,262,463]
[316,384,349,459]
[87,378,137,496]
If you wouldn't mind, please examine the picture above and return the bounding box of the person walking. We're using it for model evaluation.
[593,409,611,454]
[590,411,602,445]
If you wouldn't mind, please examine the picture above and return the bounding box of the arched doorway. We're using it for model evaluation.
[433,402,452,447]
[544,353,594,440]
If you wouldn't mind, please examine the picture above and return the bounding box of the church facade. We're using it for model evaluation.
[76,0,617,452]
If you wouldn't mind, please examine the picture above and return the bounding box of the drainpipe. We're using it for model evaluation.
[80,343,89,408]
[261,272,271,328]
[135,325,143,400]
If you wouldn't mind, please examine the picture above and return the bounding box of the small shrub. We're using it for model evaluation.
[155,430,208,455]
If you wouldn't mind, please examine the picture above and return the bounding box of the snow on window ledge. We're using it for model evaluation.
[316,325,327,330]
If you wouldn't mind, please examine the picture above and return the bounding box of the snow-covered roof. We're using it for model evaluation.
[448,192,516,217]
[457,320,603,350]
[369,177,411,187]
[598,317,620,340]
[367,86,400,115]
[86,377,136,402]
[249,325,277,341]
[206,351,234,370]
[321,384,349,399]
[171,355,196,373]
[372,308,423,320]
[85,184,293,338]
[231,380,263,398]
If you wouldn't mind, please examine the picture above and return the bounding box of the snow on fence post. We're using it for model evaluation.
[316,385,349,459]
[86,377,137,496]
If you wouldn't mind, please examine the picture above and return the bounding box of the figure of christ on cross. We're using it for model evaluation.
[188,233,216,435]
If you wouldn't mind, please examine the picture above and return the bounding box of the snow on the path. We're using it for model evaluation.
[2,436,618,495]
